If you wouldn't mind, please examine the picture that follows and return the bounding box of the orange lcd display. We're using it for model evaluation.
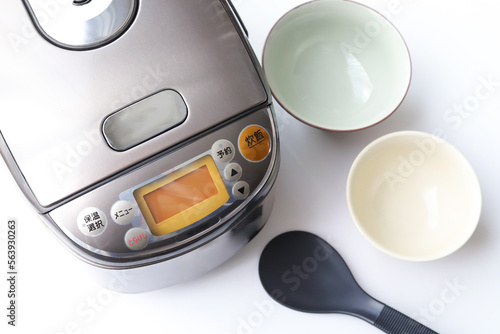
[144,165,218,224]
[134,155,229,236]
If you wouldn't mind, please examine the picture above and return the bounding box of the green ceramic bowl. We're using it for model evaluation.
[263,0,411,131]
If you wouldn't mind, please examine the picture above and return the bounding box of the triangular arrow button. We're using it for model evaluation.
[231,169,239,177]
[233,181,249,199]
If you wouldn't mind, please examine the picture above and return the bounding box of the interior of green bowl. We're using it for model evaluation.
[263,0,411,131]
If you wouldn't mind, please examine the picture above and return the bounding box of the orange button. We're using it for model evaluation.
[238,125,271,162]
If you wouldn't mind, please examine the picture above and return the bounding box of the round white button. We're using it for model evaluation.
[77,207,107,237]
[232,181,250,200]
[211,139,235,163]
[224,163,242,181]
[124,228,149,251]
[110,201,136,225]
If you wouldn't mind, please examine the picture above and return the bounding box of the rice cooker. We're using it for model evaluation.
[0,0,279,292]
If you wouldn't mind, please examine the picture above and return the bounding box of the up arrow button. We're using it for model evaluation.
[224,163,242,181]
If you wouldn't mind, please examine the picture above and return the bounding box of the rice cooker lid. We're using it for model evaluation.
[0,0,268,208]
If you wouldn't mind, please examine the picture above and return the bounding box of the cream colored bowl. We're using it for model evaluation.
[263,0,411,131]
[347,131,482,261]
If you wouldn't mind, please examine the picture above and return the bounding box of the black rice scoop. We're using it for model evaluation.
[258,231,438,333]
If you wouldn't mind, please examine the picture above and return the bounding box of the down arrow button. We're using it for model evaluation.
[233,181,250,200]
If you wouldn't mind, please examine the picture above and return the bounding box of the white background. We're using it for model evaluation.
[2,0,500,333]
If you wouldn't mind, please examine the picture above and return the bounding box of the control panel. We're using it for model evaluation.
[48,108,276,259]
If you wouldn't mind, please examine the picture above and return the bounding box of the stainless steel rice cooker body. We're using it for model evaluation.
[0,0,279,292]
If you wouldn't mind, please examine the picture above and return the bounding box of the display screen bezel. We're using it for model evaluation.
[133,155,229,236]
